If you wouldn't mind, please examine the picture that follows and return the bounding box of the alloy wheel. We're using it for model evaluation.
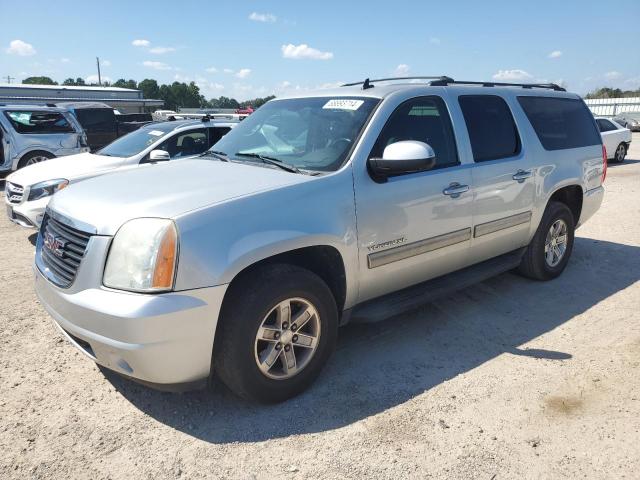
[544,219,568,267]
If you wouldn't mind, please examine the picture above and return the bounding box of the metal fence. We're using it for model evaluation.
[585,97,640,117]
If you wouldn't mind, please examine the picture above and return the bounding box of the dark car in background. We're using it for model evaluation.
[56,102,152,151]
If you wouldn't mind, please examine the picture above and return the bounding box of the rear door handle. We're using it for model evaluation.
[442,183,469,198]
[512,169,532,183]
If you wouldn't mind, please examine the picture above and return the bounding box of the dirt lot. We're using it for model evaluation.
[1,135,639,480]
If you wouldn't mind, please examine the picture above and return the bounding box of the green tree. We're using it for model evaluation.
[22,76,57,85]
[138,78,160,100]
[113,78,138,90]
[62,77,86,86]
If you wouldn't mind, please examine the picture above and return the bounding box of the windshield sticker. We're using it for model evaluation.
[323,99,364,111]
[148,130,164,136]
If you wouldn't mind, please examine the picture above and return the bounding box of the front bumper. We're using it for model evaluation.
[34,262,228,388]
[5,196,48,228]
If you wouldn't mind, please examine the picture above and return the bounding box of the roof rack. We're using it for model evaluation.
[341,76,565,92]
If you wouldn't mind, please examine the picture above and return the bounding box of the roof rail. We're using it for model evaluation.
[429,78,566,91]
[341,76,454,89]
[341,76,565,92]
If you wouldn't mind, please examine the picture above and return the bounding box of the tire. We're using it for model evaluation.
[517,201,575,281]
[612,143,627,163]
[18,151,55,169]
[213,264,338,403]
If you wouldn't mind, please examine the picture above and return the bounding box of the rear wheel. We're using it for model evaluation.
[18,151,55,169]
[518,201,575,281]
[213,264,338,403]
[613,143,627,163]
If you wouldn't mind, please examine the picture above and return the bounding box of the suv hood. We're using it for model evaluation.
[48,159,312,235]
[7,152,124,187]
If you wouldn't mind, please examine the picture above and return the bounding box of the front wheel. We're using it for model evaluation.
[213,264,338,403]
[517,201,575,281]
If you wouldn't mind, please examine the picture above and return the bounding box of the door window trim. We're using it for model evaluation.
[458,94,523,164]
[368,95,460,177]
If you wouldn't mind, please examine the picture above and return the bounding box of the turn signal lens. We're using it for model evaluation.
[152,223,177,289]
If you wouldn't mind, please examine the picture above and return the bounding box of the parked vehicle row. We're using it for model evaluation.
[5,119,236,228]
[28,77,606,403]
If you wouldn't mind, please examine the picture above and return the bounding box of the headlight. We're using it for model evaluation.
[27,178,69,201]
[103,218,178,293]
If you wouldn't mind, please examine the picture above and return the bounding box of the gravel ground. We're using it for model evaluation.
[1,135,639,479]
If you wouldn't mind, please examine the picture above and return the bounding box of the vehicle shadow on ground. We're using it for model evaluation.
[609,159,640,166]
[105,238,640,443]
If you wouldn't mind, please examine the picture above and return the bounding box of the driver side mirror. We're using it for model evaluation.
[149,149,170,162]
[368,140,437,182]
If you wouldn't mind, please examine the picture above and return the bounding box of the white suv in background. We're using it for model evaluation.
[595,117,632,163]
[5,119,236,228]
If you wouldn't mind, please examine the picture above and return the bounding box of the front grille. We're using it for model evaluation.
[6,182,24,204]
[40,214,93,288]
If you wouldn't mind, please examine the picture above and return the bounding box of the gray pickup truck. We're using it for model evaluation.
[33,77,605,402]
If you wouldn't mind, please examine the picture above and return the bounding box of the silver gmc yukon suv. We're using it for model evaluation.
[33,77,606,402]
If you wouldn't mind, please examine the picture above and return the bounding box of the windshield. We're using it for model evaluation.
[98,124,176,157]
[211,97,379,172]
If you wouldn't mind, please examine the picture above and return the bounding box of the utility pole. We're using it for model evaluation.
[96,57,102,86]
[4,75,15,84]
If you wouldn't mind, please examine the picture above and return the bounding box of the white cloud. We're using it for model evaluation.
[394,64,410,76]
[604,71,622,80]
[132,39,151,47]
[101,59,111,67]
[281,43,333,60]
[205,66,218,73]
[235,68,251,79]
[149,46,176,54]
[5,39,36,56]
[61,57,70,63]
[429,37,441,45]
[548,50,562,59]
[492,69,533,81]
[85,74,112,84]
[142,60,172,70]
[223,68,234,74]
[249,12,277,23]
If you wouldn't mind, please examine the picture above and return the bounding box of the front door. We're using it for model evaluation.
[353,95,474,302]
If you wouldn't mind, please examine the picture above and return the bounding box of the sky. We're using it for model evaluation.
[1,0,639,101]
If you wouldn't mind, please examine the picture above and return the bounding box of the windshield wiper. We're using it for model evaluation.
[235,152,301,174]
[200,150,229,162]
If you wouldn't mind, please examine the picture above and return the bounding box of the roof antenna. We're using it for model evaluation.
[362,78,374,90]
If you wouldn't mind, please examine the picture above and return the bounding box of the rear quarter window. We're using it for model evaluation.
[5,111,75,134]
[517,96,601,150]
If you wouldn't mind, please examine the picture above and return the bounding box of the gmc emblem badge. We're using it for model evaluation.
[44,231,66,258]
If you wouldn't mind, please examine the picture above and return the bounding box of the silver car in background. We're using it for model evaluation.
[0,105,88,172]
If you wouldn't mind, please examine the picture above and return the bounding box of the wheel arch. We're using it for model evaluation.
[547,184,583,226]
[17,149,56,169]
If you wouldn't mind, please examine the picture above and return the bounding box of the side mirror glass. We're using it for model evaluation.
[149,149,170,162]
[368,140,436,181]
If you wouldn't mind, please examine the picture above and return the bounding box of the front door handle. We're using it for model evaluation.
[443,182,469,198]
[512,169,532,183]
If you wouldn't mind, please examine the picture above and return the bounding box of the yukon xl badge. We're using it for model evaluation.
[44,231,67,258]
[367,237,406,252]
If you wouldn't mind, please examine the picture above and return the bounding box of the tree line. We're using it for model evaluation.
[585,87,640,99]
[20,76,275,110]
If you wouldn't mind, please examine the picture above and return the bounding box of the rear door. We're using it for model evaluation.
[457,94,535,263]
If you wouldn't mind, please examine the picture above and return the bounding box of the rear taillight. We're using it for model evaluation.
[602,145,607,183]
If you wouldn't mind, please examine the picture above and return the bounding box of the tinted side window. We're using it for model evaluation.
[207,126,231,147]
[458,95,520,162]
[5,111,75,134]
[159,129,208,158]
[370,96,458,169]
[597,119,617,132]
[517,96,601,150]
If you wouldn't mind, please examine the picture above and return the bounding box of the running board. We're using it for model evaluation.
[347,248,526,324]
